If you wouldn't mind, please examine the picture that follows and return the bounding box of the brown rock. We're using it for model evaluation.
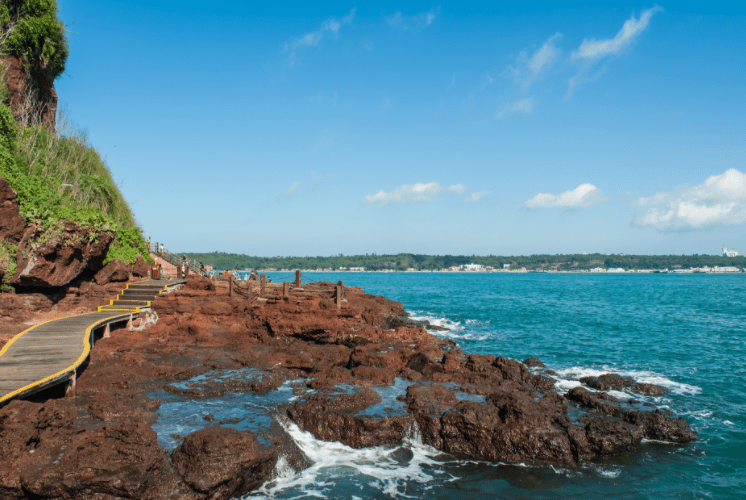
[94,258,130,285]
[11,223,114,288]
[631,383,669,396]
[0,176,27,243]
[172,425,277,498]
[132,255,150,278]
[580,373,635,391]
[583,417,643,457]
[522,357,546,368]
[406,352,444,377]
[2,54,58,130]
[406,383,458,415]
[20,421,167,499]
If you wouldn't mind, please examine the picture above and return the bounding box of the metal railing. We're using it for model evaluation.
[145,240,207,278]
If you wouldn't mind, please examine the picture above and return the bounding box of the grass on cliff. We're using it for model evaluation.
[0,103,152,265]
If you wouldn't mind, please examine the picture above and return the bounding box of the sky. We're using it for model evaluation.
[54,1,746,256]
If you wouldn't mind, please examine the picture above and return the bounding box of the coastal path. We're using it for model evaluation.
[0,279,186,406]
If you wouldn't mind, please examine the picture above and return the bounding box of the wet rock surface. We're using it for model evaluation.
[0,278,697,498]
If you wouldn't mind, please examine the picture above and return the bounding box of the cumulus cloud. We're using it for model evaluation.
[364,181,463,206]
[525,183,606,209]
[283,9,356,62]
[386,6,441,29]
[633,168,746,231]
[572,7,662,61]
[465,191,491,202]
[496,97,535,118]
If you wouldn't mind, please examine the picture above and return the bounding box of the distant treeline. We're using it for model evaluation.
[182,252,746,272]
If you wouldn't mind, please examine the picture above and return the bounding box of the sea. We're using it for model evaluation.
[149,273,746,499]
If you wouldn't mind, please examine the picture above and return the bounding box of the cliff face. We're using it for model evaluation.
[2,53,57,130]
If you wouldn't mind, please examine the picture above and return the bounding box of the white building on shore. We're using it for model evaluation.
[723,246,739,257]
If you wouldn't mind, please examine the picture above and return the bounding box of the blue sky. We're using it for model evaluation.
[55,1,746,256]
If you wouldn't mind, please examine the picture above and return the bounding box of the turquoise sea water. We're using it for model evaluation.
[156,273,746,499]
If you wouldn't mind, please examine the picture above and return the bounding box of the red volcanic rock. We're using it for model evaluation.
[2,55,58,130]
[171,425,277,498]
[580,373,635,391]
[437,397,575,465]
[406,352,444,377]
[406,383,458,415]
[132,255,150,278]
[522,357,546,368]
[186,277,216,291]
[94,258,130,285]
[20,421,167,498]
[583,417,642,457]
[0,176,27,243]
[631,383,669,396]
[11,223,114,288]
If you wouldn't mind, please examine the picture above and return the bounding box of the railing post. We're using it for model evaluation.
[295,270,301,288]
[260,274,265,297]
[338,281,344,299]
[283,281,289,300]
[176,264,182,279]
[184,264,189,278]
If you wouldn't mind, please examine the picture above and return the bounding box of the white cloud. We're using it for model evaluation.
[496,97,535,118]
[633,169,746,231]
[283,9,356,62]
[525,183,606,208]
[572,7,662,61]
[508,33,562,93]
[386,6,441,30]
[465,191,491,202]
[567,7,661,96]
[285,181,301,195]
[364,181,463,206]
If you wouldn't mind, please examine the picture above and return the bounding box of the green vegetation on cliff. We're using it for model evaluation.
[0,0,150,269]
[185,251,746,272]
[1,0,68,81]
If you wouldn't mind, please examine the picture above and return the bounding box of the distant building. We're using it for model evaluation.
[349,267,365,272]
[607,268,625,273]
[461,263,484,271]
[723,246,739,257]
[503,264,510,269]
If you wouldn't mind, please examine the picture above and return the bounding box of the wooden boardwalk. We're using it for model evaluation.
[0,278,186,406]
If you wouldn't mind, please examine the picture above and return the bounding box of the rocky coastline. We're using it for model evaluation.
[0,275,697,499]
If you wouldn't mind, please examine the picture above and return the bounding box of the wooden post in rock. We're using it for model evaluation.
[65,370,76,398]
[283,282,289,300]
[176,264,182,279]
[228,272,233,298]
[260,274,265,297]
[184,265,189,278]
[295,270,301,288]
[336,284,342,309]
